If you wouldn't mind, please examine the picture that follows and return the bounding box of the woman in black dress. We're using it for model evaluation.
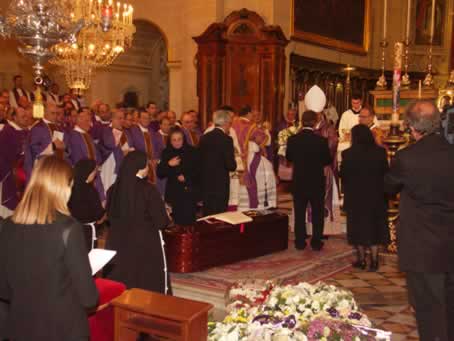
[105,151,170,294]
[340,125,389,271]
[157,127,200,225]
[0,156,98,341]
[68,159,106,250]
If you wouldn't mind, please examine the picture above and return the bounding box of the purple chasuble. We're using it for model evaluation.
[0,123,29,210]
[67,128,105,201]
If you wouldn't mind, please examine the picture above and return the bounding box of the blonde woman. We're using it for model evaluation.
[0,156,98,341]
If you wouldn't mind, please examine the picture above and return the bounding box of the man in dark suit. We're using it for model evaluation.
[199,109,237,216]
[385,100,454,341]
[286,111,332,251]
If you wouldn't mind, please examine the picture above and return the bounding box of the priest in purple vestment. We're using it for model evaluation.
[98,110,134,193]
[146,101,160,132]
[152,117,171,195]
[0,108,29,216]
[91,103,112,143]
[180,112,201,146]
[66,108,105,201]
[231,105,270,209]
[129,110,157,183]
[24,104,65,180]
[9,75,32,109]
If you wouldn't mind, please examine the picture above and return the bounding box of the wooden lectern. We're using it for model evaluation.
[111,289,213,341]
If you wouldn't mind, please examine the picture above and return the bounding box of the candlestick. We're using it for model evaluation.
[383,0,388,40]
[430,0,436,42]
[402,38,411,89]
[376,40,388,90]
[406,0,411,41]
[392,42,403,125]
[418,80,422,98]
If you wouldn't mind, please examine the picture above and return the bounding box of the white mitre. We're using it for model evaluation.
[304,85,326,113]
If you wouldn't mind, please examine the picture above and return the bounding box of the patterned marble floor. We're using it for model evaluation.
[324,263,419,341]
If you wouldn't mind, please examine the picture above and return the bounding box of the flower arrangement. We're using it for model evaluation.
[208,281,391,341]
[277,125,301,156]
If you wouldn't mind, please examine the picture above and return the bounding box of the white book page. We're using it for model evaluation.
[88,249,117,275]
[53,131,64,142]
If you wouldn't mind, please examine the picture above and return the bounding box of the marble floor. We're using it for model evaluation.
[324,261,419,341]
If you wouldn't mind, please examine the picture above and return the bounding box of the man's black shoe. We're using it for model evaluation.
[311,241,324,251]
[295,242,307,250]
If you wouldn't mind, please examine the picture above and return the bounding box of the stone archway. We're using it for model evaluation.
[88,19,169,110]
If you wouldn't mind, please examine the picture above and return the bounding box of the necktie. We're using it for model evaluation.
[82,133,96,160]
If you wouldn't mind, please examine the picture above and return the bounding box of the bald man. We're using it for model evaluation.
[99,110,134,192]
[385,100,454,341]
[180,112,200,146]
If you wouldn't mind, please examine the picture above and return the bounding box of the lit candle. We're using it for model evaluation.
[89,0,93,15]
[383,0,388,40]
[392,42,403,124]
[418,80,422,98]
[406,0,411,41]
[430,0,436,42]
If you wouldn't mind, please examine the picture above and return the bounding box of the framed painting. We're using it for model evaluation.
[415,0,446,46]
[291,0,370,55]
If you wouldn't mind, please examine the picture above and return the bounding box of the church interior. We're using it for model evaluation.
[0,0,453,340]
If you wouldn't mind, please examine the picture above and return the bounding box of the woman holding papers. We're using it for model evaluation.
[0,156,98,341]
[106,151,171,294]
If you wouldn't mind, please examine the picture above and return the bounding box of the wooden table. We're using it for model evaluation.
[111,289,213,341]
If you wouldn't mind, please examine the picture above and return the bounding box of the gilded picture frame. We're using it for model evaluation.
[291,0,370,55]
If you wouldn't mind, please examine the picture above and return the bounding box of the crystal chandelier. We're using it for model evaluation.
[0,0,84,117]
[50,0,135,92]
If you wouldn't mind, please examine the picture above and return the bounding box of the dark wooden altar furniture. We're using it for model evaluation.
[290,53,427,117]
[111,288,213,341]
[164,212,289,273]
[194,8,289,129]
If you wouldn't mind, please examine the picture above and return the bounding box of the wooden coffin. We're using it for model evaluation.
[163,212,289,273]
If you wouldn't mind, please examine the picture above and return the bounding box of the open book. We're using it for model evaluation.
[198,211,253,225]
[88,249,117,275]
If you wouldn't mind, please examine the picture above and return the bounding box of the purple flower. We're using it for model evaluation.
[327,307,340,318]
[348,312,362,320]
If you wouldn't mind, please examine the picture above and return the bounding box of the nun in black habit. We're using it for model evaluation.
[105,151,171,294]
[68,159,105,250]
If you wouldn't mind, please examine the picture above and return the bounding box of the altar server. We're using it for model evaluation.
[24,104,65,180]
[66,108,105,201]
[0,108,29,217]
[337,93,378,160]
[99,110,133,193]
